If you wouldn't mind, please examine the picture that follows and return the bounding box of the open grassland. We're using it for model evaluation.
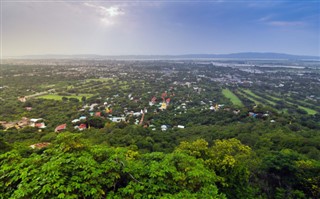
[39,84,56,89]
[264,93,317,115]
[237,91,261,105]
[237,89,263,105]
[297,106,317,115]
[37,94,94,101]
[241,89,276,105]
[267,94,317,115]
[264,93,282,101]
[85,78,115,83]
[66,80,116,93]
[222,89,243,106]
[243,90,317,115]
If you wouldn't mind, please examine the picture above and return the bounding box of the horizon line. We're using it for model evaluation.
[3,51,320,58]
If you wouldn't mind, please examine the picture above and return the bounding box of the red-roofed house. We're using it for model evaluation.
[95,112,101,117]
[74,123,87,131]
[35,122,46,129]
[161,92,167,100]
[79,123,87,130]
[166,98,171,105]
[149,96,157,106]
[55,124,67,132]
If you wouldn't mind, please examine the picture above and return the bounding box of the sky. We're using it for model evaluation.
[1,0,320,57]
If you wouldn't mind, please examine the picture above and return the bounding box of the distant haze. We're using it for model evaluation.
[2,1,320,57]
[5,52,319,61]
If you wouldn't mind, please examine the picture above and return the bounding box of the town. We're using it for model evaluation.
[1,59,319,133]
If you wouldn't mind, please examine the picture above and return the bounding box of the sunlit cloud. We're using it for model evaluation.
[84,2,125,26]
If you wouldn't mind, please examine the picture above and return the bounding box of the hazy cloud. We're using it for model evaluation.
[83,2,125,25]
[258,15,306,27]
[267,21,306,27]
[247,1,283,8]
[258,15,274,22]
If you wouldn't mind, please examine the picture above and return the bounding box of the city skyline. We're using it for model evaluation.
[2,0,320,57]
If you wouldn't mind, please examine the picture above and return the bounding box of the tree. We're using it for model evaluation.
[81,96,86,103]
[0,133,227,198]
[87,117,105,129]
[0,133,125,198]
[69,98,79,103]
[0,138,11,154]
[61,96,68,101]
[117,151,225,198]
[261,149,320,198]
[176,138,258,199]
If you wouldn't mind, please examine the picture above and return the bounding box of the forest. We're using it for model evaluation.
[0,59,319,198]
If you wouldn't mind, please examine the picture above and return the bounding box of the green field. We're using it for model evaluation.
[243,91,317,115]
[237,89,262,104]
[285,99,317,115]
[241,89,276,105]
[222,89,243,106]
[264,93,282,101]
[298,106,317,115]
[85,78,115,83]
[39,84,56,89]
[238,92,261,105]
[37,94,94,101]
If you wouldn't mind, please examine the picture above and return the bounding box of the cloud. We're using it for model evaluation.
[84,2,125,25]
[267,21,306,27]
[247,1,283,8]
[258,15,273,22]
[257,15,306,27]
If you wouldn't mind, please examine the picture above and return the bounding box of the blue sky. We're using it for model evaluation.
[2,0,320,56]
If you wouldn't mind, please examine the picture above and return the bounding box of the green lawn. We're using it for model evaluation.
[242,90,317,115]
[85,78,115,83]
[222,89,243,106]
[286,99,317,115]
[37,94,94,101]
[298,106,317,115]
[241,89,276,105]
[264,93,282,101]
[238,92,261,105]
[39,84,56,89]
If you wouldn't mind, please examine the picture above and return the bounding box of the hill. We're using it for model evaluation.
[7,52,320,60]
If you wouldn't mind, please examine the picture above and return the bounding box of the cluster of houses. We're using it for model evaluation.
[71,116,88,131]
[160,124,185,132]
[0,117,46,131]
[47,89,180,132]
[148,90,173,111]
[248,111,276,122]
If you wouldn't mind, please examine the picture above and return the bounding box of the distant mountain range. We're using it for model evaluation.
[177,52,320,60]
[6,52,320,60]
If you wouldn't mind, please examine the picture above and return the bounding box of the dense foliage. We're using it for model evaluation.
[1,133,244,198]
[0,126,320,198]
